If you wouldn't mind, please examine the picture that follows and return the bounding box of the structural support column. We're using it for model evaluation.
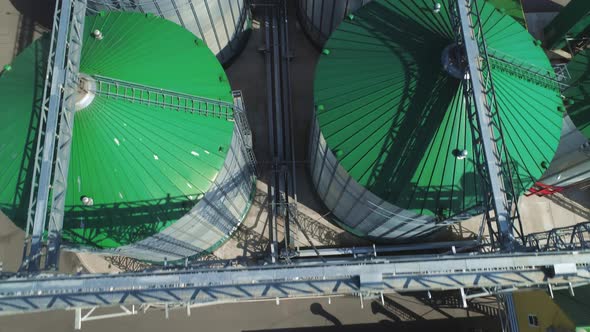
[22,0,87,271]
[453,0,514,249]
[45,0,87,270]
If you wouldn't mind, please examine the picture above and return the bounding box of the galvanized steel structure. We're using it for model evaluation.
[86,0,251,64]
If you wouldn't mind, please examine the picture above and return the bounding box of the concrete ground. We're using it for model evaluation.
[0,292,501,332]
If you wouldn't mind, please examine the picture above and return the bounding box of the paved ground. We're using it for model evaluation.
[0,292,501,332]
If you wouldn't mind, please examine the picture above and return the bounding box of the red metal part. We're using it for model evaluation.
[525,182,566,197]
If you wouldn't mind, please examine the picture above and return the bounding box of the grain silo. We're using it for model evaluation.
[308,0,564,241]
[297,0,527,48]
[86,0,251,64]
[540,49,590,188]
[0,12,256,262]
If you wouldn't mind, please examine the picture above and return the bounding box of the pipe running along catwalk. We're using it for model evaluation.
[264,1,299,262]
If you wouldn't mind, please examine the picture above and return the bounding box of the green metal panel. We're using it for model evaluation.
[314,0,563,220]
[0,12,235,249]
[487,0,526,27]
[553,286,590,331]
[565,49,590,139]
[544,0,590,50]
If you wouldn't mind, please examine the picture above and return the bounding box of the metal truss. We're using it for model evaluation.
[1,251,589,315]
[21,0,87,272]
[92,75,235,120]
[449,0,523,250]
[45,0,88,271]
[525,221,590,251]
[553,63,571,88]
[487,48,567,92]
[232,90,258,175]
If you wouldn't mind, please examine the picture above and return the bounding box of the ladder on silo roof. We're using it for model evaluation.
[90,75,257,174]
[448,0,524,250]
[486,48,568,92]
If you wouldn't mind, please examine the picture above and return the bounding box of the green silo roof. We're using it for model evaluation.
[487,0,526,27]
[565,49,590,139]
[314,0,563,219]
[0,12,234,248]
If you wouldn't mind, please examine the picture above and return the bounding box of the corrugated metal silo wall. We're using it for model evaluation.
[297,0,366,48]
[308,112,481,241]
[540,115,590,187]
[69,126,255,262]
[86,0,250,64]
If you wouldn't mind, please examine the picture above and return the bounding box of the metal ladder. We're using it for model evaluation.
[91,75,257,174]
[487,48,567,91]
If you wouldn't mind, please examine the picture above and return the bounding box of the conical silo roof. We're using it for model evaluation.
[0,12,236,249]
[313,0,563,225]
[564,49,590,139]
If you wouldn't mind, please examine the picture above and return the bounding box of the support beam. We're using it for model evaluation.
[72,305,138,330]
[22,0,86,271]
[22,0,72,271]
[45,0,87,270]
[452,0,518,249]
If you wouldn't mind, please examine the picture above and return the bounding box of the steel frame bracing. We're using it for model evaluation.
[449,0,524,250]
[3,2,590,330]
[45,0,88,271]
[525,221,590,251]
[21,0,87,272]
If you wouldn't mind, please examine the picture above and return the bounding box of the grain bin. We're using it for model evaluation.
[309,0,563,241]
[0,12,255,262]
